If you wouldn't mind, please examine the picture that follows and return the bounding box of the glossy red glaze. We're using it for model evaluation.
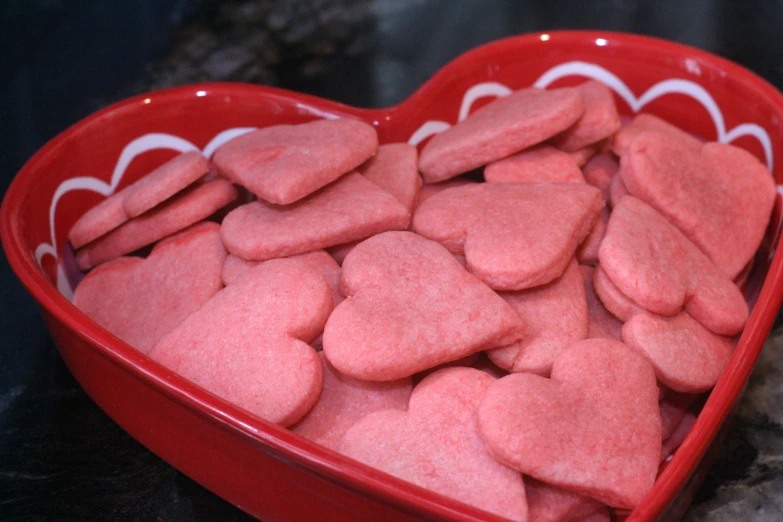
[3,31,783,521]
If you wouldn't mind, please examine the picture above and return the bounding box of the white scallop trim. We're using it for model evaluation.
[533,61,773,172]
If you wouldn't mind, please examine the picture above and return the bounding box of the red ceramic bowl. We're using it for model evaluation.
[3,30,783,522]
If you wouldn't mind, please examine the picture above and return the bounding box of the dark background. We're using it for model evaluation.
[1,1,782,520]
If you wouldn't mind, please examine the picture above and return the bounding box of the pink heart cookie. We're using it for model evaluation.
[221,250,342,351]
[576,208,608,265]
[69,152,211,249]
[622,311,734,393]
[73,222,226,353]
[591,264,644,322]
[220,172,410,261]
[619,131,776,278]
[659,390,696,440]
[212,118,378,205]
[661,412,696,462]
[611,113,702,157]
[148,258,331,426]
[582,153,619,201]
[340,367,529,521]
[220,254,259,286]
[123,150,211,217]
[68,151,211,249]
[327,240,358,266]
[412,353,482,385]
[484,145,585,184]
[487,259,588,376]
[221,250,342,307]
[76,179,238,270]
[567,142,601,167]
[551,80,621,152]
[419,87,584,183]
[359,143,422,212]
[322,231,526,381]
[471,353,510,380]
[525,478,605,522]
[579,265,622,341]
[598,197,748,335]
[579,509,611,522]
[416,177,475,207]
[413,182,603,290]
[291,352,412,451]
[479,339,661,509]
[68,192,128,250]
[735,260,754,290]
[608,173,629,208]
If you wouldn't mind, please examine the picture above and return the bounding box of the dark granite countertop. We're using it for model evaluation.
[2,1,783,520]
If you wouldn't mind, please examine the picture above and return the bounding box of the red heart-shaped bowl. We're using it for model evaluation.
[3,30,783,521]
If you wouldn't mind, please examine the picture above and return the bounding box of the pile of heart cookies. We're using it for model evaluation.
[69,79,776,522]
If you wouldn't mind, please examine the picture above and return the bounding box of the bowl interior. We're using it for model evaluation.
[4,31,783,521]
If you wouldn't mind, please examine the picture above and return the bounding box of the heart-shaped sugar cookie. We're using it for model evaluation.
[591,264,644,322]
[419,87,584,183]
[322,231,525,381]
[221,254,259,286]
[221,250,343,307]
[68,151,211,249]
[580,265,623,341]
[326,241,358,266]
[340,367,528,521]
[484,145,585,184]
[576,208,608,265]
[566,142,601,168]
[582,153,618,202]
[221,250,343,350]
[661,412,697,463]
[220,172,410,261]
[582,510,611,522]
[123,150,211,217]
[659,390,696,440]
[611,113,701,157]
[598,197,748,335]
[358,143,422,213]
[525,478,605,522]
[73,222,226,353]
[619,131,776,278]
[608,173,629,208]
[413,182,602,290]
[478,339,661,509]
[487,259,588,376]
[551,80,621,152]
[76,179,238,270]
[68,192,128,250]
[148,258,332,426]
[291,352,412,451]
[622,311,734,393]
[213,118,378,205]
[416,176,476,207]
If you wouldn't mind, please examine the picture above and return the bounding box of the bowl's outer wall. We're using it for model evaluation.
[4,31,783,522]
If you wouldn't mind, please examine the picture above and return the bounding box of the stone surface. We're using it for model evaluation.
[683,326,783,522]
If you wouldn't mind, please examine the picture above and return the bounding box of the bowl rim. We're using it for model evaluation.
[3,29,783,521]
